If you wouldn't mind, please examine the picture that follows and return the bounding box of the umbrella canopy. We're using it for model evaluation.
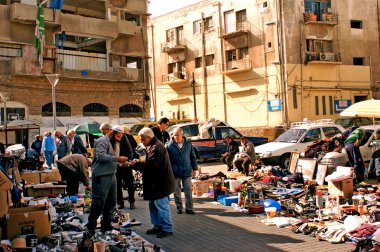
[340,99,380,118]
[72,122,102,135]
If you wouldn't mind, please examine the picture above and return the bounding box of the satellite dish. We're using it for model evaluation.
[111,0,127,8]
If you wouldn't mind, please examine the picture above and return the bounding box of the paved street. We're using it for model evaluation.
[123,162,353,252]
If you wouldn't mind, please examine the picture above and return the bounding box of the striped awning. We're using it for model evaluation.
[340,99,380,118]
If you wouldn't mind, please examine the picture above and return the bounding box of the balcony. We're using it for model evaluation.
[161,39,187,54]
[218,21,251,39]
[304,52,341,64]
[303,11,338,25]
[117,20,138,36]
[162,72,189,88]
[222,59,252,75]
[0,58,40,76]
[10,3,57,25]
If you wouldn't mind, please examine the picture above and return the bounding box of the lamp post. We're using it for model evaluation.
[0,92,10,147]
[45,74,60,130]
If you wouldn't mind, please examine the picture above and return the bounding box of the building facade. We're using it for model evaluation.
[148,0,379,128]
[0,0,149,145]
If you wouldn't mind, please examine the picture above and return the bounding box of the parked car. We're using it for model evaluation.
[319,125,380,172]
[255,119,345,169]
[168,122,268,161]
[335,117,373,129]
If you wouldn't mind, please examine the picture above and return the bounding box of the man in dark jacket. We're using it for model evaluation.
[137,127,175,238]
[68,130,88,156]
[86,125,128,233]
[166,127,197,215]
[151,117,170,144]
[111,125,134,210]
[54,130,71,159]
[220,135,239,171]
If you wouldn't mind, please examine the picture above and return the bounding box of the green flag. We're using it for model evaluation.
[35,4,45,67]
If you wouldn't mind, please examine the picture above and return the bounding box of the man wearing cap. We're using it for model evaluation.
[56,154,91,195]
[111,125,135,210]
[220,135,239,171]
[87,124,128,233]
[233,136,255,176]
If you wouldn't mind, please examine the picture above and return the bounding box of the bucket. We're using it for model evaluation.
[265,207,277,219]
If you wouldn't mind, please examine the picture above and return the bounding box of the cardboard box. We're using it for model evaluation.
[26,184,66,197]
[0,171,13,192]
[192,180,209,196]
[8,168,22,184]
[40,169,61,183]
[328,178,353,199]
[21,172,41,185]
[6,206,51,239]
[0,190,9,218]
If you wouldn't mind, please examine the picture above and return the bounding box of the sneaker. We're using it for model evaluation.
[177,209,183,214]
[146,227,161,235]
[156,230,173,238]
[185,210,195,215]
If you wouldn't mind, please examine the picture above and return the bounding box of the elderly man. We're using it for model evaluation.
[137,128,175,238]
[166,127,197,215]
[151,117,170,144]
[57,154,91,195]
[54,130,71,160]
[100,123,112,136]
[86,124,128,233]
[67,129,88,156]
[233,136,255,176]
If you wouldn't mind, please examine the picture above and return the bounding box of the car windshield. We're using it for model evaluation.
[131,125,145,135]
[275,129,307,143]
[335,119,351,127]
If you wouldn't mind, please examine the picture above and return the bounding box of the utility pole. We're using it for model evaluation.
[192,72,198,122]
[0,93,9,147]
[201,12,209,120]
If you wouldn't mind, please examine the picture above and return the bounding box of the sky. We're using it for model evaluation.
[148,0,201,17]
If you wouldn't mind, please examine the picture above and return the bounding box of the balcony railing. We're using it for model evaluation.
[162,72,189,85]
[222,59,252,74]
[161,39,187,54]
[57,49,107,72]
[305,52,341,63]
[218,21,251,39]
[10,3,56,25]
[303,11,338,25]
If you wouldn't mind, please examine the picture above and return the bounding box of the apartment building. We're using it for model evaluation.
[148,0,379,127]
[0,0,149,145]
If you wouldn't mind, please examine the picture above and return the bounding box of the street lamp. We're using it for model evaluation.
[0,92,10,147]
[45,74,60,130]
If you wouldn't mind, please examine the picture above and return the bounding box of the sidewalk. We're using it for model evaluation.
[123,162,353,252]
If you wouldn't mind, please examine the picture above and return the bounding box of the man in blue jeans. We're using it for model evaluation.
[41,132,56,169]
[344,128,365,183]
[136,128,175,238]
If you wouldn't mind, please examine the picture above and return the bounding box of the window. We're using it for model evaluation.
[302,128,321,143]
[238,47,248,59]
[204,16,213,32]
[353,57,365,65]
[329,96,333,115]
[315,96,319,115]
[83,103,109,116]
[205,54,214,66]
[236,9,247,23]
[42,102,71,117]
[168,63,175,74]
[119,104,143,118]
[322,127,341,138]
[263,1,268,8]
[195,57,202,68]
[227,50,236,62]
[351,20,363,29]
[268,42,272,48]
[293,85,298,109]
[193,20,201,34]
[322,96,326,115]
[218,128,241,140]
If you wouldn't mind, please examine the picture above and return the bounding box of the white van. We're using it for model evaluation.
[255,119,345,169]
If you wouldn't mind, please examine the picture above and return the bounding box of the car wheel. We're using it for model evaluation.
[280,153,291,170]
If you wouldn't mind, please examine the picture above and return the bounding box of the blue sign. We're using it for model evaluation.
[334,99,351,113]
[268,99,282,111]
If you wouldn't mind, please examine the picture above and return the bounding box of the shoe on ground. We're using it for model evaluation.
[118,203,125,210]
[177,209,183,214]
[185,210,195,215]
[146,227,161,235]
[157,230,173,238]
[130,203,136,209]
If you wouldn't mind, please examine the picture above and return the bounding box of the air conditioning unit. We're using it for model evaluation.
[319,52,335,61]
